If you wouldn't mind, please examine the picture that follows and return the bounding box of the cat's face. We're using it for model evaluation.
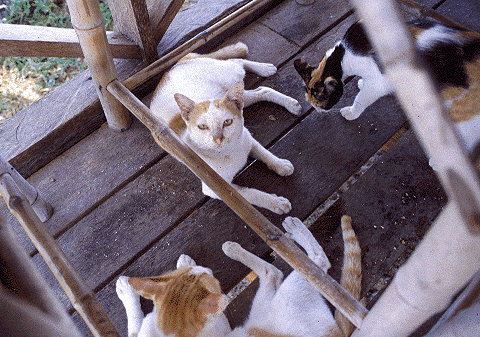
[129,266,227,337]
[175,82,244,150]
[294,58,344,112]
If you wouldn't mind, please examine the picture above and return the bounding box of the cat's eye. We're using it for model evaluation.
[198,124,209,130]
[223,119,233,127]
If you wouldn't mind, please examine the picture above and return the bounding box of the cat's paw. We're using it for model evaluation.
[271,158,294,176]
[177,254,197,268]
[116,276,138,303]
[285,98,302,115]
[222,241,243,259]
[283,217,310,241]
[234,42,249,57]
[268,195,292,214]
[340,106,360,120]
[257,63,277,77]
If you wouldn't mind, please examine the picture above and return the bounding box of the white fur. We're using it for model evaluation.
[150,43,300,214]
[223,217,338,337]
[340,48,392,120]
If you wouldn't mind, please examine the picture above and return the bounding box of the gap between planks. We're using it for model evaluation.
[226,123,411,304]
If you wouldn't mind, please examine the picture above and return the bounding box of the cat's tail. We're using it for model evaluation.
[335,215,362,337]
[199,42,249,60]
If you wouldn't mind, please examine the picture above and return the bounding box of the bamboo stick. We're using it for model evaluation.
[0,216,82,337]
[123,0,280,90]
[0,155,52,222]
[348,0,480,335]
[107,79,369,328]
[0,174,121,337]
[66,0,132,132]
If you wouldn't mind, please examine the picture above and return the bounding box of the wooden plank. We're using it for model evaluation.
[0,0,258,178]
[435,0,480,32]
[225,130,447,327]
[259,0,353,47]
[107,0,161,62]
[3,118,163,256]
[0,24,141,59]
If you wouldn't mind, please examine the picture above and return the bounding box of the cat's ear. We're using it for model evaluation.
[294,59,314,85]
[174,93,195,121]
[225,81,244,110]
[128,277,166,301]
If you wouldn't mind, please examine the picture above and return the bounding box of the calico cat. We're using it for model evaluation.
[116,216,362,337]
[150,42,301,214]
[294,19,480,157]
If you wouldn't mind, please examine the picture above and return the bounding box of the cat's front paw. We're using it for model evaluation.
[271,158,294,176]
[116,276,138,303]
[340,106,360,120]
[222,241,243,259]
[177,254,197,268]
[268,195,292,214]
[257,63,277,77]
[285,98,302,115]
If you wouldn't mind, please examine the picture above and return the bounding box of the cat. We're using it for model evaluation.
[116,215,362,337]
[293,19,480,160]
[149,42,302,214]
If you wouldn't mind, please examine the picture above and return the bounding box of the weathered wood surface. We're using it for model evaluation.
[0,24,141,58]
[1,0,475,335]
[0,0,257,178]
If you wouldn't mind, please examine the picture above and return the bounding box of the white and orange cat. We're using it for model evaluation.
[149,42,301,214]
[116,216,362,337]
[294,19,480,163]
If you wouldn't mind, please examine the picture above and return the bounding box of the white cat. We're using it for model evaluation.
[116,216,361,337]
[149,42,301,214]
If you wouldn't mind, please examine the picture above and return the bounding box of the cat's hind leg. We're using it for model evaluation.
[116,276,144,337]
[244,87,302,115]
[222,242,283,316]
[282,217,331,272]
[186,42,249,61]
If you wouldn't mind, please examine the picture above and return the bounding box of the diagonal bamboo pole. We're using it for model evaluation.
[106,79,369,328]
[349,0,480,336]
[66,0,132,132]
[123,0,281,91]
[0,155,53,222]
[0,174,121,337]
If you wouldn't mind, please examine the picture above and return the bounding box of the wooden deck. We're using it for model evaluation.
[2,0,479,335]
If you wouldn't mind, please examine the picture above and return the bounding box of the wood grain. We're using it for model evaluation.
[0,24,141,59]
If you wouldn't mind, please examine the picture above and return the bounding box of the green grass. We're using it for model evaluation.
[0,0,113,121]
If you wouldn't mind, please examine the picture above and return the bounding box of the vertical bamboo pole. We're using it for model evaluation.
[0,155,53,222]
[66,0,131,131]
[107,79,369,328]
[348,0,480,336]
[0,216,82,337]
[0,174,121,337]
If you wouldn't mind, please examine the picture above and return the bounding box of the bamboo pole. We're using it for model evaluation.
[0,215,82,337]
[348,0,480,335]
[66,0,132,132]
[0,155,53,222]
[0,174,121,337]
[107,79,369,328]
[123,0,280,90]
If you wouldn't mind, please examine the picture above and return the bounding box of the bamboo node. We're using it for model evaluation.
[8,195,23,210]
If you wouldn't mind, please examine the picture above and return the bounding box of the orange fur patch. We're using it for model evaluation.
[308,57,327,90]
[441,61,480,123]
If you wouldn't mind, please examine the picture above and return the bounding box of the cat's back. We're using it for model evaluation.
[150,57,246,122]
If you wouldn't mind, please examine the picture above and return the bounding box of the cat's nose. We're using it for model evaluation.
[213,135,224,145]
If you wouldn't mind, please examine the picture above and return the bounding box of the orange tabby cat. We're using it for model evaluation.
[116,216,361,337]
